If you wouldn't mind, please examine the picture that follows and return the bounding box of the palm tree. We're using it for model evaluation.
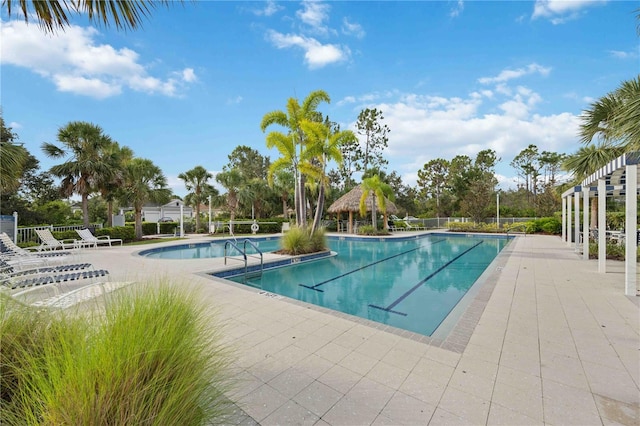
[300,118,357,233]
[120,158,170,239]
[0,142,27,194]
[359,175,394,232]
[42,121,115,228]
[178,166,214,233]
[261,90,330,228]
[269,170,294,219]
[580,76,640,152]
[5,0,176,33]
[0,115,28,194]
[96,142,133,227]
[215,169,243,233]
[563,143,625,227]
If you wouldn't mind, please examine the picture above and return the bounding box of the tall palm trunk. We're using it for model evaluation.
[282,196,288,219]
[311,183,325,233]
[195,202,201,232]
[370,193,378,231]
[134,209,143,239]
[82,193,90,228]
[107,200,113,227]
[297,174,307,227]
[229,193,238,234]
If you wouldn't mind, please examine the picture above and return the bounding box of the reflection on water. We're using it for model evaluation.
[142,238,282,259]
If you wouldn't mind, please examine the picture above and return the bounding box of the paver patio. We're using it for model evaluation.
[73,233,639,425]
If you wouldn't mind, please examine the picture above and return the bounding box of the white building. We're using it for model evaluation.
[141,199,194,222]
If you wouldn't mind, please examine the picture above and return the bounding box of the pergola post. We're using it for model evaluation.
[567,194,573,247]
[574,192,580,252]
[583,187,589,260]
[625,163,637,296]
[562,197,566,243]
[598,179,606,273]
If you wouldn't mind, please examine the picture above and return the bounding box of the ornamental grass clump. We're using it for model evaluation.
[0,283,234,426]
[280,226,327,255]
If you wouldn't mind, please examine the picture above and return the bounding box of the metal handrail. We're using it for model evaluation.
[224,240,246,266]
[243,239,263,277]
[223,239,264,279]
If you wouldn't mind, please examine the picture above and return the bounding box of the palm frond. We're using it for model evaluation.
[5,0,176,33]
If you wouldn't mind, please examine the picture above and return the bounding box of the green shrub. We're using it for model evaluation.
[281,226,312,255]
[589,242,639,261]
[357,225,390,236]
[141,222,158,235]
[232,220,284,234]
[95,226,135,243]
[445,221,479,232]
[536,217,561,234]
[0,295,53,425]
[1,283,234,425]
[606,212,625,230]
[51,230,78,241]
[309,228,328,251]
[393,220,407,229]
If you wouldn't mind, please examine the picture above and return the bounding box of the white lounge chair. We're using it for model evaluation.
[0,232,70,268]
[76,228,123,248]
[35,229,78,251]
[404,220,427,231]
[5,269,132,310]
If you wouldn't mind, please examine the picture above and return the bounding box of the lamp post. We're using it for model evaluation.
[496,190,500,231]
[208,195,212,234]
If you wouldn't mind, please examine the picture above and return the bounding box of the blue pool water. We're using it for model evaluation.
[229,234,510,336]
[139,237,281,259]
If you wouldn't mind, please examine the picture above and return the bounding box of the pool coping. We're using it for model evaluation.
[201,231,516,353]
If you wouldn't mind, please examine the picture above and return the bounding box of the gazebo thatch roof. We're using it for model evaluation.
[328,185,398,214]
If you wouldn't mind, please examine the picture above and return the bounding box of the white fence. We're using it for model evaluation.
[16,224,103,245]
[405,217,538,229]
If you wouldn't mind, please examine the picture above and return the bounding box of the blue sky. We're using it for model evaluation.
[2,0,638,197]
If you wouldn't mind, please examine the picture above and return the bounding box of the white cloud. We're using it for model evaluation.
[336,95,356,106]
[266,30,349,69]
[342,18,365,38]
[609,50,637,59]
[532,0,607,24]
[181,68,197,83]
[53,74,122,99]
[227,96,243,105]
[296,1,331,35]
[8,121,22,129]
[450,1,464,18]
[263,1,358,68]
[0,19,196,99]
[478,63,551,85]
[252,0,283,17]
[343,88,580,187]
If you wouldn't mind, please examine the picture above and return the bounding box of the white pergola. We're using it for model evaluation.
[561,152,639,296]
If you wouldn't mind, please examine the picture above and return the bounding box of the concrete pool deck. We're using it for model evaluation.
[71,233,639,425]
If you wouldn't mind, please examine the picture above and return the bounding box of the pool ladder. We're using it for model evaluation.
[224,239,264,280]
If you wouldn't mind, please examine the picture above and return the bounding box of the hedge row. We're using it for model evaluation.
[123,219,291,235]
[445,217,561,235]
[52,226,135,243]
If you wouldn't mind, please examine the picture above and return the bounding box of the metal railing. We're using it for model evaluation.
[224,239,263,280]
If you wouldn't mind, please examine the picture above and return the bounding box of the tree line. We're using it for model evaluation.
[1,74,637,236]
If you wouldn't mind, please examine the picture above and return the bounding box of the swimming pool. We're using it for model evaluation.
[138,237,281,259]
[227,234,511,337]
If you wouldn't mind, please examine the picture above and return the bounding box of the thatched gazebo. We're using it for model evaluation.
[328,185,398,233]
